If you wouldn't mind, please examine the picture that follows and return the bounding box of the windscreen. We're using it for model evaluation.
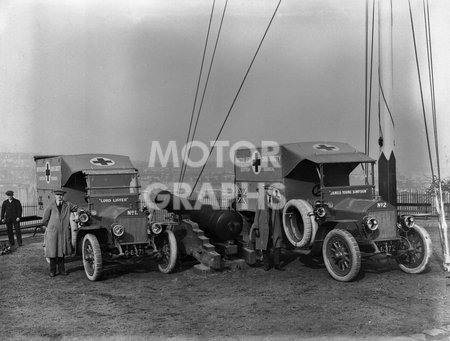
[322,162,373,187]
[87,173,139,195]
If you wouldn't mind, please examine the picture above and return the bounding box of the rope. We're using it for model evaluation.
[178,0,217,189]
[190,0,283,197]
[179,0,229,187]
[407,0,435,178]
[378,78,395,129]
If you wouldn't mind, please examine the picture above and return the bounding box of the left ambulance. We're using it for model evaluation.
[34,154,177,281]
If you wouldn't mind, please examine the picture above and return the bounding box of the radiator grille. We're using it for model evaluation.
[117,217,148,244]
[369,210,397,240]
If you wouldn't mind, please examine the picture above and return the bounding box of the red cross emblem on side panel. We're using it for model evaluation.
[45,162,51,184]
[252,151,261,174]
[90,157,115,166]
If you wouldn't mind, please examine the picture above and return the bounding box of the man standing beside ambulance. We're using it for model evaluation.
[42,189,78,277]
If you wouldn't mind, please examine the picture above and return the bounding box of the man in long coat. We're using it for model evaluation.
[1,190,23,247]
[42,189,78,277]
[253,185,284,271]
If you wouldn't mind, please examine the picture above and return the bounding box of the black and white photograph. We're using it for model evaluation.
[1,0,450,340]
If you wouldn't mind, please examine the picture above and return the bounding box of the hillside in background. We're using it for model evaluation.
[0,152,438,204]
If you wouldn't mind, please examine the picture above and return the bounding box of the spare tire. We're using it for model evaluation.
[282,199,316,248]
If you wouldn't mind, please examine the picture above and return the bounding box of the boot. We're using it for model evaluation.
[262,250,271,271]
[49,258,57,277]
[58,257,68,276]
[273,248,285,271]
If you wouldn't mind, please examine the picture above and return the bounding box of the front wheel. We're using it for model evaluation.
[155,230,178,274]
[397,224,432,274]
[82,234,103,281]
[323,229,361,282]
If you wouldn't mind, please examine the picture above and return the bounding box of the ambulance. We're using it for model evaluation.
[35,154,177,281]
[235,142,432,281]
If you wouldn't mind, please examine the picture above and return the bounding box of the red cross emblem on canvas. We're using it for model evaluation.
[90,157,115,166]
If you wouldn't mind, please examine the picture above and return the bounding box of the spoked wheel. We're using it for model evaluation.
[155,230,177,274]
[82,234,103,281]
[397,225,432,274]
[323,229,361,282]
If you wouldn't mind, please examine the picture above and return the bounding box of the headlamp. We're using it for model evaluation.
[78,212,90,224]
[363,216,379,232]
[112,224,124,237]
[150,222,163,235]
[401,215,415,229]
[315,206,326,218]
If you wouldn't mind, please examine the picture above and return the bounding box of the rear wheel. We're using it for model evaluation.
[397,225,432,274]
[156,230,177,274]
[82,234,103,281]
[323,229,361,282]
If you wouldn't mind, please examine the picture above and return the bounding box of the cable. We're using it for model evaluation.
[178,0,216,189]
[179,0,229,188]
[407,0,435,178]
[190,0,283,197]
[423,0,440,182]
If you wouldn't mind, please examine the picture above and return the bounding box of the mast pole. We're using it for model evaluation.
[377,0,397,206]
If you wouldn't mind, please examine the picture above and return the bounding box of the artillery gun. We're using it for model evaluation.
[152,190,247,271]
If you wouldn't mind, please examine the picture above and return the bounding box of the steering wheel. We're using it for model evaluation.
[312,183,321,197]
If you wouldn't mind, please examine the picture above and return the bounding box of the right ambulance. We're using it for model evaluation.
[234,141,432,282]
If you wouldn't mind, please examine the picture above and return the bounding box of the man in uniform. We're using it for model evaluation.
[253,185,285,271]
[1,190,23,247]
[42,189,78,277]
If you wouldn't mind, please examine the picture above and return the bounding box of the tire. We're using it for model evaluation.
[156,230,178,274]
[82,234,103,281]
[397,224,432,274]
[282,199,316,248]
[323,229,361,282]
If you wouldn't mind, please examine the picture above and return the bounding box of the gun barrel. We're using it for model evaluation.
[154,190,242,241]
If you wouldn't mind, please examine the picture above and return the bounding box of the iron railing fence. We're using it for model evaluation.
[1,191,449,236]
[397,191,450,216]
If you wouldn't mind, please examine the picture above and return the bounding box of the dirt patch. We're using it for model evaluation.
[0,220,449,340]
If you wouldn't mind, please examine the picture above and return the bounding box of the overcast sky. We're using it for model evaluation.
[1,0,450,179]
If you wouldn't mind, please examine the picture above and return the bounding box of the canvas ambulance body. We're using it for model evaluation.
[235,142,432,281]
[35,154,177,281]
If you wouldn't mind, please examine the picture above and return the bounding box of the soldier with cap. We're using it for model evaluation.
[42,189,78,277]
[1,190,23,247]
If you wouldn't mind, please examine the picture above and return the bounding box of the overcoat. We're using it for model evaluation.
[43,201,78,258]
[1,198,22,222]
[253,194,283,251]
